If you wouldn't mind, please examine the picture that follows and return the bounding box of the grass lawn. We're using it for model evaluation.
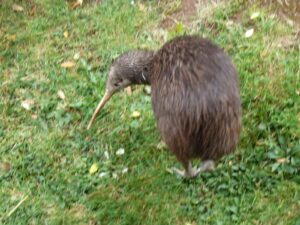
[1,0,299,224]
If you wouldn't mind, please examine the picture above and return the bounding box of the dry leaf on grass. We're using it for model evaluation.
[250,12,260,20]
[245,28,254,38]
[21,99,34,111]
[122,167,128,174]
[277,158,289,164]
[144,86,151,95]
[57,90,65,100]
[7,35,17,41]
[131,111,141,118]
[116,148,125,156]
[104,151,109,160]
[112,173,118,179]
[89,163,98,175]
[73,52,80,60]
[63,31,69,38]
[61,61,76,68]
[12,4,24,12]
[99,172,108,178]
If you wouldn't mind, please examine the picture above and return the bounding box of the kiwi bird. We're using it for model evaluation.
[87,35,242,179]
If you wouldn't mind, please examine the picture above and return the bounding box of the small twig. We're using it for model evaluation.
[6,195,28,218]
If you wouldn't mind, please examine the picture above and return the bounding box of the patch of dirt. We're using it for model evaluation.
[273,34,300,49]
[160,0,201,29]
[69,204,89,219]
[160,0,226,29]
[228,0,300,48]
[231,0,300,47]
[232,0,300,28]
[260,0,300,27]
[182,0,198,15]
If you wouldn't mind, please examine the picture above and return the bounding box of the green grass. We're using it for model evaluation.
[1,0,300,224]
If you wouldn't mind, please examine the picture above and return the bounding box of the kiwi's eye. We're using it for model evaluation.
[114,78,122,87]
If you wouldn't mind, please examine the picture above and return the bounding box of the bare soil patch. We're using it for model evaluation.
[261,0,299,27]
[160,0,202,29]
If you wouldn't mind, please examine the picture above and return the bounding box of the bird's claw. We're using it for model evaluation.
[166,160,215,179]
[166,167,197,179]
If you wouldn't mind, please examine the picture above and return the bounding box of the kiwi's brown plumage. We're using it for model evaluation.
[150,36,241,166]
[88,35,242,175]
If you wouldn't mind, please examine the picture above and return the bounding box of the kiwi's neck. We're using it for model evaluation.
[131,67,151,85]
[128,50,155,85]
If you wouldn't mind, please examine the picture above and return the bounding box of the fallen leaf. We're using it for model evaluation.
[104,151,109,160]
[61,60,76,68]
[31,114,38,119]
[131,111,141,118]
[125,86,132,95]
[57,90,65,100]
[73,52,80,60]
[7,35,16,41]
[63,31,69,38]
[116,148,125,156]
[245,28,254,38]
[250,12,260,20]
[12,4,24,12]
[21,99,34,111]
[99,172,108,178]
[277,158,289,164]
[144,86,151,95]
[89,163,98,175]
[122,167,128,174]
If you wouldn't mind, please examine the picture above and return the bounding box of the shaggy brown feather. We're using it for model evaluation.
[150,36,241,165]
[88,35,242,172]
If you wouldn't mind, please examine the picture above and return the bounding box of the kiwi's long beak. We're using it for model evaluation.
[87,90,113,130]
